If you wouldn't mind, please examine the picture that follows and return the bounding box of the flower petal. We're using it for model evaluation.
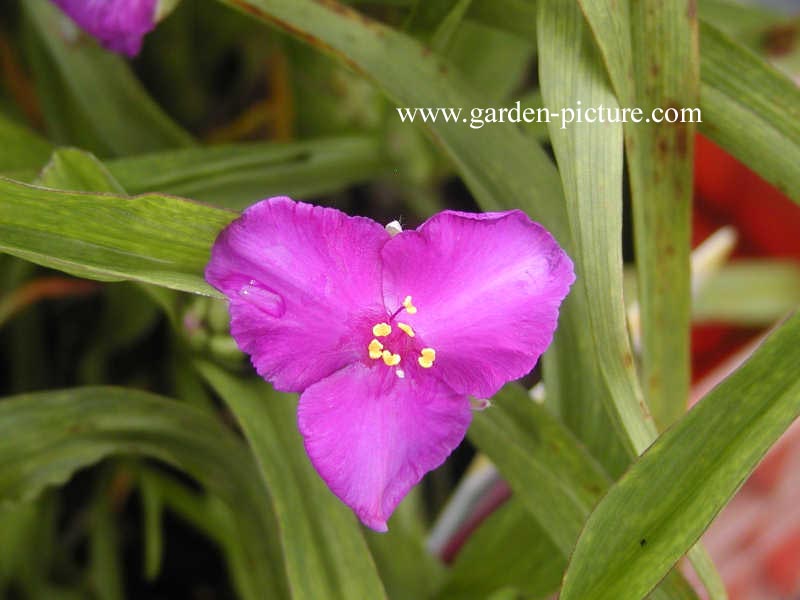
[297,362,471,531]
[206,197,389,392]
[51,0,158,57]
[382,210,575,398]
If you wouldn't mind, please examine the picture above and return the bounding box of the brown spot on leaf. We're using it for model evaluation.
[763,24,798,57]
[675,124,688,157]
[623,352,635,369]
[657,136,669,156]
[650,63,660,78]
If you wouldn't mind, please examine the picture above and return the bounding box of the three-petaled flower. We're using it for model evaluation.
[51,0,157,57]
[205,197,574,531]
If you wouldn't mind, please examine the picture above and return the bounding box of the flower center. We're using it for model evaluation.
[366,295,436,377]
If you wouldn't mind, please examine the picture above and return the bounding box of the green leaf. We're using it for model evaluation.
[698,0,789,45]
[561,311,800,600]
[625,0,700,432]
[220,0,567,233]
[537,0,645,470]
[699,21,800,203]
[138,472,165,581]
[38,148,125,193]
[197,362,388,600]
[87,476,124,600]
[574,2,723,594]
[578,0,697,430]
[22,0,193,156]
[135,465,269,599]
[470,386,613,556]
[0,176,233,296]
[0,387,287,600]
[694,261,800,325]
[365,492,446,600]
[626,0,697,429]
[466,0,536,42]
[437,498,564,600]
[430,0,474,52]
[0,112,53,173]
[106,136,390,208]
[469,386,699,600]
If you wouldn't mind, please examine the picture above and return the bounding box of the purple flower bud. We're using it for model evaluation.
[51,0,157,57]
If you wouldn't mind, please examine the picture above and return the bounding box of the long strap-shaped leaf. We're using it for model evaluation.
[0,176,234,296]
[699,21,800,203]
[537,0,645,474]
[561,311,800,600]
[577,0,696,431]
[0,387,286,600]
[451,0,800,207]
[468,386,700,600]
[106,136,390,209]
[573,3,725,595]
[197,362,389,600]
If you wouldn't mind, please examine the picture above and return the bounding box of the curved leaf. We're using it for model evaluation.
[468,386,699,600]
[197,362,388,600]
[0,386,286,600]
[562,312,800,600]
[107,136,389,208]
[0,176,233,296]
[699,21,800,203]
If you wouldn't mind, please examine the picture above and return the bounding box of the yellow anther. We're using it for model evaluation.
[382,350,401,366]
[368,339,384,360]
[418,347,436,369]
[397,322,415,338]
[372,322,392,337]
[402,295,418,314]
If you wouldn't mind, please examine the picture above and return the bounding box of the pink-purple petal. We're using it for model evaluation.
[51,0,158,57]
[381,210,575,398]
[206,197,390,392]
[297,362,472,531]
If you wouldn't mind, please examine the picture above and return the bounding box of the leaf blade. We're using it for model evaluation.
[561,312,800,600]
[197,362,389,600]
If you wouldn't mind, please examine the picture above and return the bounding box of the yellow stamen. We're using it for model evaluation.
[418,347,436,368]
[372,322,392,337]
[402,295,418,314]
[368,339,384,359]
[382,350,401,366]
[397,322,415,338]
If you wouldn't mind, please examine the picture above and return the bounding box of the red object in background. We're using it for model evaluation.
[693,135,800,260]
[691,135,800,381]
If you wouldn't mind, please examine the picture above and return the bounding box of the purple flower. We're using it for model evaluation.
[205,197,575,531]
[51,0,157,57]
